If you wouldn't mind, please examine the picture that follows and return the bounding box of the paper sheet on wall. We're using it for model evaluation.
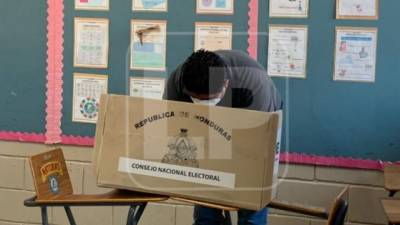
[267,25,308,78]
[337,0,378,18]
[129,78,165,100]
[75,0,109,10]
[196,0,234,14]
[132,0,168,11]
[74,18,109,68]
[269,0,309,18]
[130,20,167,71]
[334,28,378,82]
[73,73,108,123]
[195,23,233,51]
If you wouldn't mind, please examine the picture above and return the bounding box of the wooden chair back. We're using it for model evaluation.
[381,199,400,224]
[29,148,73,200]
[384,164,400,193]
[327,187,349,225]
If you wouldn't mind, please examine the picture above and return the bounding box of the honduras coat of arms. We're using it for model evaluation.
[162,129,199,168]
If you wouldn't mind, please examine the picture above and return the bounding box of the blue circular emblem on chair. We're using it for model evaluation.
[48,175,59,194]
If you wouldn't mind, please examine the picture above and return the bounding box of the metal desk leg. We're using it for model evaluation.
[223,210,232,225]
[40,207,49,225]
[64,206,77,225]
[127,203,147,225]
[126,205,137,225]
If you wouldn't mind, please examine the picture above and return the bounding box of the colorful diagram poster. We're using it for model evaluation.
[269,0,309,18]
[73,73,108,123]
[132,0,168,12]
[74,18,109,68]
[267,25,308,78]
[195,22,232,51]
[336,0,379,20]
[75,0,109,11]
[130,77,165,100]
[130,20,167,71]
[334,27,378,82]
[196,0,234,14]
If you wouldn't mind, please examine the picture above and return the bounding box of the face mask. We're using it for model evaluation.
[190,97,222,106]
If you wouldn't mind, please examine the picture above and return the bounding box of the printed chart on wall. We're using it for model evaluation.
[269,0,309,18]
[267,25,308,78]
[336,0,379,20]
[130,77,165,100]
[195,22,233,51]
[130,20,167,71]
[72,73,108,123]
[334,27,378,82]
[75,0,110,11]
[132,0,168,12]
[74,18,109,68]
[196,0,234,14]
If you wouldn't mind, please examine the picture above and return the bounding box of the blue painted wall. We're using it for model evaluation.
[260,0,400,161]
[0,0,47,133]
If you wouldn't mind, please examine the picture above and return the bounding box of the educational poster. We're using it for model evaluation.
[334,27,378,82]
[130,77,165,100]
[196,0,234,14]
[195,22,233,51]
[336,0,379,20]
[75,0,109,11]
[73,73,108,123]
[267,25,308,78]
[74,18,109,68]
[132,0,168,12]
[130,20,167,71]
[269,0,309,18]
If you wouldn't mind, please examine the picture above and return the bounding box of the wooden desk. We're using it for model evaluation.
[24,190,168,225]
[25,189,167,206]
[384,165,400,197]
[171,197,328,218]
[381,199,400,225]
[26,149,169,225]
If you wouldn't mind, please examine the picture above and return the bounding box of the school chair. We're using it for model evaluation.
[382,164,400,225]
[173,186,349,225]
[381,199,400,225]
[263,186,348,225]
[24,148,169,225]
[384,164,400,197]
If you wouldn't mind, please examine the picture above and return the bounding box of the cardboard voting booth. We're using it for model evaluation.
[93,94,282,210]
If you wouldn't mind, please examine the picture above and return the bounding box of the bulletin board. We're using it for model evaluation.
[260,0,400,164]
[0,0,47,142]
[60,0,250,138]
[0,0,399,169]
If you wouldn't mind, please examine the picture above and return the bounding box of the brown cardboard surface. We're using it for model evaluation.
[93,94,281,210]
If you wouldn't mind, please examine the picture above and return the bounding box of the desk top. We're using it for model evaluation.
[27,190,168,207]
[384,165,400,192]
[381,199,400,223]
[171,197,239,211]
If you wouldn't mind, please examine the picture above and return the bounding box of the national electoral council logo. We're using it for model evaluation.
[80,97,99,119]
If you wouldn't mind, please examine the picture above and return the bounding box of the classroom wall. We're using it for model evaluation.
[2,0,399,162]
[0,142,390,225]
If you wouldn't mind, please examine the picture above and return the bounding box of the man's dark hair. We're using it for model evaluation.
[181,49,228,95]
